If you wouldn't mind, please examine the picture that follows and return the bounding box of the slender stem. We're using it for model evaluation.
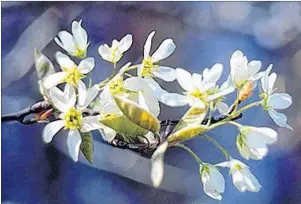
[124,65,138,72]
[175,143,203,164]
[232,91,240,113]
[199,134,230,160]
[234,101,262,116]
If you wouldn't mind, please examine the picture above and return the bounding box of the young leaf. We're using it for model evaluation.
[151,141,169,188]
[113,95,160,134]
[80,131,94,163]
[173,105,207,132]
[167,124,208,143]
[100,114,148,136]
[34,48,55,80]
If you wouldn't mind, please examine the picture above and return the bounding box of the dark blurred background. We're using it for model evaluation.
[2,2,301,204]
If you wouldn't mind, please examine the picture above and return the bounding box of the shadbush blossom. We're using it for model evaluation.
[217,159,261,192]
[26,20,294,201]
[55,19,89,58]
[138,31,177,82]
[260,65,293,130]
[42,84,101,162]
[98,34,133,63]
[199,164,225,200]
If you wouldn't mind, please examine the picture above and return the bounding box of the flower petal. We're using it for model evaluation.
[119,34,133,53]
[144,77,168,99]
[203,63,223,85]
[216,101,229,114]
[43,72,67,89]
[241,168,261,192]
[140,90,160,117]
[49,84,76,113]
[153,66,176,82]
[152,39,176,62]
[160,93,188,107]
[78,57,95,74]
[208,168,225,193]
[215,161,231,168]
[267,73,277,94]
[119,62,132,74]
[42,120,65,143]
[268,109,293,130]
[72,19,88,50]
[192,73,203,89]
[246,127,278,145]
[151,141,168,188]
[56,31,77,54]
[268,93,292,110]
[67,129,82,162]
[49,88,70,113]
[232,170,247,192]
[64,83,77,107]
[98,124,116,142]
[144,31,155,58]
[176,68,193,91]
[81,116,102,132]
[56,51,75,70]
[98,44,111,62]
[77,80,87,108]
[230,50,248,85]
[82,85,100,109]
[247,60,262,79]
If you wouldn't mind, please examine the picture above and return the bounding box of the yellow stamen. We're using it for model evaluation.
[63,107,83,130]
[109,77,124,94]
[189,89,208,102]
[141,57,159,77]
[62,65,85,87]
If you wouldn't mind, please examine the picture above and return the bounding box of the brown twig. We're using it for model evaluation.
[1,100,242,155]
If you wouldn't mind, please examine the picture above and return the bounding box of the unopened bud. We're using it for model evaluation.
[239,81,255,102]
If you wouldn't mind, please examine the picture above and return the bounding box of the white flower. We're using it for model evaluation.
[236,126,278,160]
[55,19,89,58]
[199,164,225,200]
[217,159,261,192]
[230,50,263,88]
[261,65,293,130]
[42,83,101,162]
[97,63,160,117]
[155,64,233,108]
[212,74,235,114]
[43,52,94,90]
[138,31,176,82]
[98,34,133,63]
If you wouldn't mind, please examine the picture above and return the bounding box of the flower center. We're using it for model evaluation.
[141,57,159,77]
[109,77,125,95]
[63,107,83,130]
[74,46,86,58]
[63,66,85,87]
[189,89,208,101]
[110,47,122,63]
[259,93,270,110]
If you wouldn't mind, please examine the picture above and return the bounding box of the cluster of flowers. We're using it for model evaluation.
[35,20,292,200]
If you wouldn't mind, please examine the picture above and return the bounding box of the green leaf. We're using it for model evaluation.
[100,114,148,136]
[113,95,160,134]
[167,124,208,143]
[174,105,207,132]
[34,48,55,80]
[80,132,94,163]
